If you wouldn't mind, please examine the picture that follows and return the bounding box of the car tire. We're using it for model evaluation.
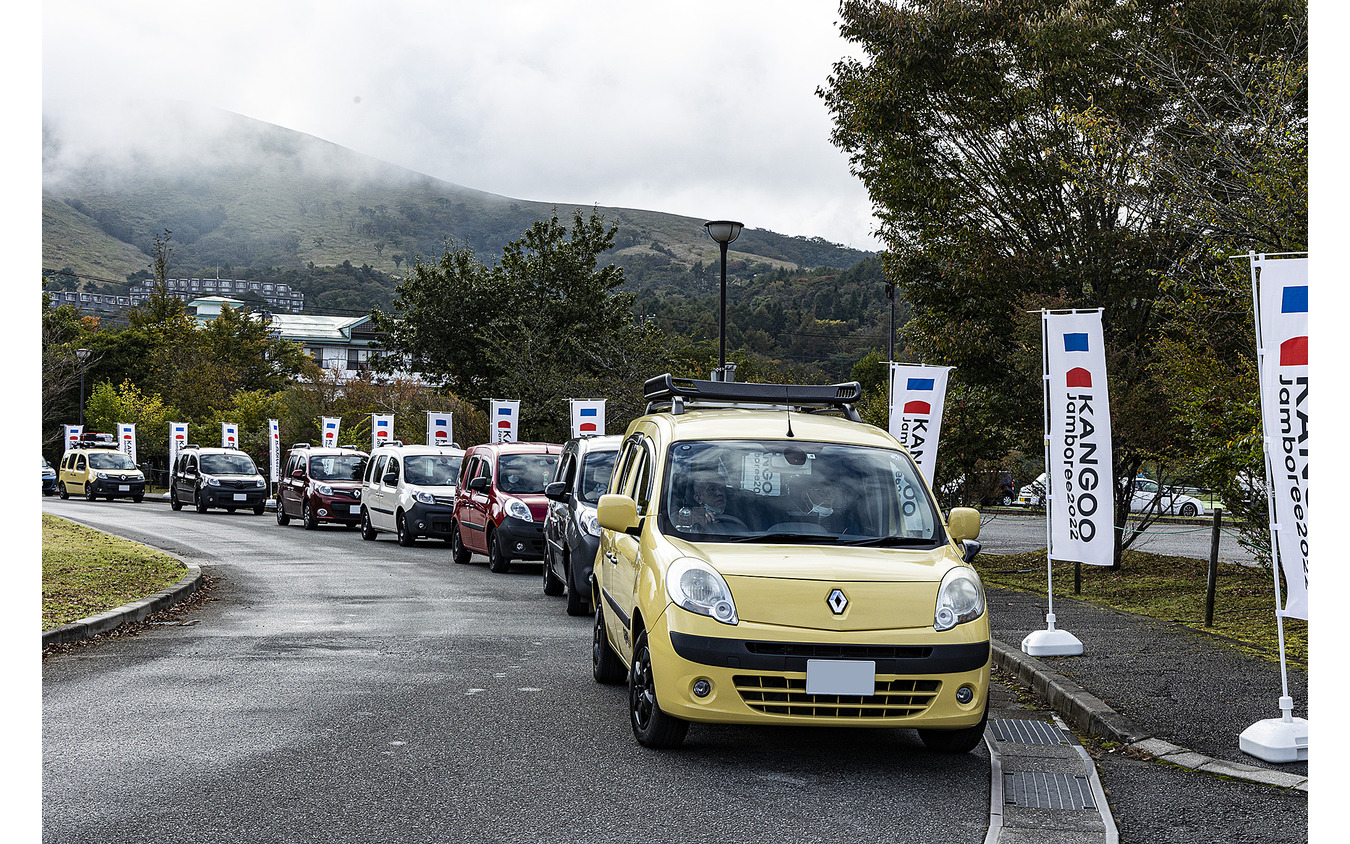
[85,484,98,502]
[59,482,69,500]
[917,702,988,754]
[276,500,290,525]
[303,500,318,531]
[396,511,416,546]
[487,530,510,573]
[170,486,182,511]
[543,547,565,596]
[592,602,625,685]
[252,503,265,515]
[565,553,589,616]
[629,628,688,749]
[133,494,143,503]
[360,508,377,541]
[1180,502,1198,517]
[1000,493,1013,506]
[195,489,208,513]
[450,523,471,564]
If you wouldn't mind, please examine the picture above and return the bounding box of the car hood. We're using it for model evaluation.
[670,539,960,582]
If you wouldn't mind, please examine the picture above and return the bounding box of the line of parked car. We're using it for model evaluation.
[1015,472,1210,516]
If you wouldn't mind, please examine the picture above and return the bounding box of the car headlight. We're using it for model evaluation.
[314,482,334,496]
[504,497,533,521]
[666,558,738,625]
[204,476,221,486]
[934,567,986,631]
[255,478,266,488]
[414,490,436,505]
[95,471,109,480]
[578,506,601,538]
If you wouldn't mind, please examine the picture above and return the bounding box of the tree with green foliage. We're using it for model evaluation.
[84,380,180,463]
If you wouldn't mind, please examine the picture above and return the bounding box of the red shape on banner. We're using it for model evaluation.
[498,420,511,429]
[1280,336,1308,366]
[580,423,597,433]
[902,400,931,414]
[1066,367,1093,388]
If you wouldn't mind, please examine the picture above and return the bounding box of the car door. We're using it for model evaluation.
[457,455,491,553]
[283,454,307,516]
[546,449,577,561]
[600,437,652,659]
[366,454,389,531]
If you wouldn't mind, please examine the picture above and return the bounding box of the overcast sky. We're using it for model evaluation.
[40,1,882,251]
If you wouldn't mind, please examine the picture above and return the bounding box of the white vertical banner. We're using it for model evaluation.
[887,364,952,486]
[1044,310,1115,567]
[169,422,187,469]
[1254,256,1309,620]
[490,400,520,443]
[321,416,341,448]
[427,411,453,446]
[371,414,394,451]
[117,423,137,464]
[221,422,239,449]
[65,425,82,449]
[268,419,281,483]
[570,399,606,438]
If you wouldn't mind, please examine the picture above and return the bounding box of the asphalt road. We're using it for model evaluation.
[42,498,1000,843]
[974,510,1258,565]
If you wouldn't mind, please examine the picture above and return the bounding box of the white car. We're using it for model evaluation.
[1130,478,1206,518]
[1016,473,1047,507]
[361,442,465,545]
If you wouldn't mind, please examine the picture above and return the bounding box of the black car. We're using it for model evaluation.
[169,445,268,514]
[542,435,620,615]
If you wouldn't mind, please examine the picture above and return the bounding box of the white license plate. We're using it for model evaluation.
[118,485,130,491]
[805,659,876,696]
[233,493,247,501]
[351,504,362,514]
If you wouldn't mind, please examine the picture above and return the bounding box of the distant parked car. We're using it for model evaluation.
[1130,477,1206,518]
[542,434,621,615]
[361,442,464,545]
[59,433,146,503]
[451,442,561,573]
[169,445,267,514]
[42,457,58,495]
[1016,473,1047,507]
[276,443,369,529]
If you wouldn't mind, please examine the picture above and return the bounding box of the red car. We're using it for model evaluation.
[277,444,369,530]
[451,442,561,573]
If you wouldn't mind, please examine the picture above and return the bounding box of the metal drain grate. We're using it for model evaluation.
[1004,772,1096,810]
[990,718,1070,745]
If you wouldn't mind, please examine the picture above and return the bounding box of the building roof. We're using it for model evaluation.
[267,313,373,343]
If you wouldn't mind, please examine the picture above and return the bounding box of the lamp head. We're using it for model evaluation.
[704,220,744,245]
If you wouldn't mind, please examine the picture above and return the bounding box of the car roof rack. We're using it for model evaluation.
[642,373,863,422]
[291,442,311,449]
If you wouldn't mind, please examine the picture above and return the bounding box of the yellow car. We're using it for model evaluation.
[57,433,147,503]
[592,375,988,750]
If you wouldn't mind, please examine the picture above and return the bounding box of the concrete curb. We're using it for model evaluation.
[42,564,202,647]
[991,639,1308,792]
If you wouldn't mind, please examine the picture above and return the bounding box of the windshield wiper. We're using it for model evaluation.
[726,532,839,544]
[836,536,940,548]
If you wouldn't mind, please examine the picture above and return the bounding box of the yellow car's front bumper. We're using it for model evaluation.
[644,607,990,729]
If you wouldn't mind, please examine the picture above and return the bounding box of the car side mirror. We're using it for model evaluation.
[947,507,981,542]
[383,472,398,486]
[468,476,489,492]
[291,469,305,479]
[961,539,982,564]
[544,481,570,502]
[597,494,640,536]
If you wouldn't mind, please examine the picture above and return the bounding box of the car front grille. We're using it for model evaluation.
[733,674,940,719]
[745,642,933,661]
[331,488,361,500]
[220,479,261,490]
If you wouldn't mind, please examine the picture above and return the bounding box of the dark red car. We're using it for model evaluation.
[276,444,369,530]
[451,442,561,573]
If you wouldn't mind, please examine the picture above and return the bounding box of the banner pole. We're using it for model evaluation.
[1023,309,1083,656]
[1239,251,1308,762]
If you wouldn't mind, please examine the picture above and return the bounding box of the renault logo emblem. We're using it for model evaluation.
[827,588,848,615]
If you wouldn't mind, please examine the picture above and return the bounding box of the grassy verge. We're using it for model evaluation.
[974,549,1306,665]
[42,514,187,630]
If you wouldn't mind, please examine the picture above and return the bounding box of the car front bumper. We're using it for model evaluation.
[201,488,266,507]
[496,516,547,560]
[568,531,601,593]
[88,478,147,499]
[310,494,363,522]
[405,502,457,538]
[643,606,991,729]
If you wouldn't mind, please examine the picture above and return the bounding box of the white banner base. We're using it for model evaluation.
[1021,614,1084,657]
[1239,698,1308,763]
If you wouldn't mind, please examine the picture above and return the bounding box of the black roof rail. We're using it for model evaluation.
[642,373,863,422]
[291,442,311,449]
[182,443,201,450]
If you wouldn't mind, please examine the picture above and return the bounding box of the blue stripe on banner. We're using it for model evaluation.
[1282,285,1309,313]
[1063,333,1089,352]
[580,408,597,416]
[905,378,935,391]
[498,407,512,415]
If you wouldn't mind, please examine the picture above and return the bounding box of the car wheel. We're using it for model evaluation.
[396,511,416,546]
[195,489,208,513]
[1000,493,1013,506]
[918,702,989,754]
[543,546,565,596]
[1180,502,1198,517]
[360,508,377,541]
[59,482,69,500]
[565,553,589,616]
[170,486,182,511]
[487,530,510,573]
[133,494,144,504]
[303,500,318,531]
[450,523,471,564]
[85,483,98,502]
[276,500,290,525]
[252,503,265,515]
[629,628,688,749]
[592,602,625,685]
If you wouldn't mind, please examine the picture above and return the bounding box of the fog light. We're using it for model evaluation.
[318,508,329,517]
[516,542,525,552]
[417,521,426,530]
[692,679,712,698]
[712,601,735,623]
[956,685,975,705]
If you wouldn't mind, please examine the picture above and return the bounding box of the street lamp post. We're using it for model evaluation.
[703,220,743,379]
[75,348,91,427]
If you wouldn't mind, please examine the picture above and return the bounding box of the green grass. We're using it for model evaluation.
[975,549,1306,665]
[42,514,187,630]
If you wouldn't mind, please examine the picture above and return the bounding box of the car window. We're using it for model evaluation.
[611,441,640,496]
[659,439,943,546]
[200,453,258,475]
[578,450,618,505]
[89,452,137,471]
[497,453,558,494]
[75,455,86,471]
[309,454,366,481]
[630,444,653,514]
[555,453,576,488]
[404,455,461,486]
[369,455,387,484]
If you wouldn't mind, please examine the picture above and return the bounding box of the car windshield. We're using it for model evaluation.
[309,455,366,481]
[497,453,559,494]
[200,453,258,475]
[88,452,137,471]
[658,439,944,547]
[578,450,618,504]
[404,455,463,487]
